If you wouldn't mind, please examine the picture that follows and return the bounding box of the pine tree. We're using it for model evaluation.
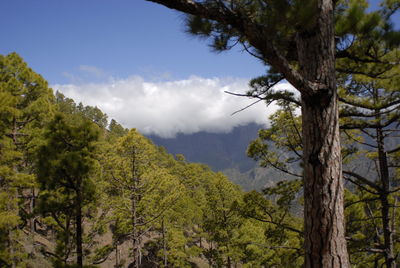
[0,52,54,267]
[247,71,400,266]
[201,173,243,267]
[104,129,182,268]
[145,1,399,265]
[36,114,100,267]
[107,119,128,140]
[55,91,109,129]
[338,53,400,267]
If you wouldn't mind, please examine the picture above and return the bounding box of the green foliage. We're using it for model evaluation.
[200,173,243,266]
[36,113,100,266]
[240,190,303,267]
[102,129,184,266]
[184,0,321,54]
[55,92,108,129]
[247,104,302,180]
[90,245,113,266]
[107,119,128,140]
[37,114,99,197]
[0,52,54,266]
[3,47,400,267]
[336,22,400,265]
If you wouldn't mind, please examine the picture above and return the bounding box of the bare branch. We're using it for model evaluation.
[230,99,263,116]
[345,197,380,208]
[343,170,381,192]
[387,145,400,154]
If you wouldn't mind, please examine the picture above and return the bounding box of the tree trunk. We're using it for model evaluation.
[9,118,17,268]
[376,124,396,268]
[64,215,71,264]
[8,230,16,268]
[132,194,140,268]
[76,189,83,267]
[380,194,395,268]
[30,187,36,232]
[227,255,232,268]
[302,94,349,267]
[162,218,168,268]
[115,243,119,267]
[145,0,351,266]
[298,0,350,267]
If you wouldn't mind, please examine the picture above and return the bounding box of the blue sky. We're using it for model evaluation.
[0,0,266,85]
[1,0,274,137]
[0,0,397,137]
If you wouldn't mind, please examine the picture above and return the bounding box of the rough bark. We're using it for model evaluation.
[297,1,349,266]
[302,94,349,267]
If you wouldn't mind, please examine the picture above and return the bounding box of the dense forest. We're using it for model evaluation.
[0,52,304,267]
[1,43,399,268]
[1,1,400,268]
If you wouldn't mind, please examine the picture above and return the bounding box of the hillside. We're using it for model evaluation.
[148,123,292,191]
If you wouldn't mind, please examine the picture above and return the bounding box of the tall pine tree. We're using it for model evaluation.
[0,52,54,267]
[37,114,99,267]
[145,1,399,265]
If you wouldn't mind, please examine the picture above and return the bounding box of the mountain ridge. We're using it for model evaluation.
[147,123,291,191]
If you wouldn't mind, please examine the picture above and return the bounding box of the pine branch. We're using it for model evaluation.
[339,98,400,111]
[340,104,400,118]
[345,197,380,208]
[341,113,400,130]
[343,170,381,192]
[146,0,318,96]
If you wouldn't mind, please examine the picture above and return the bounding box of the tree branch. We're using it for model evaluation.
[343,170,381,192]
[146,0,316,96]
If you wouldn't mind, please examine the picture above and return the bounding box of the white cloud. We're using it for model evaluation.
[79,65,107,78]
[53,75,296,138]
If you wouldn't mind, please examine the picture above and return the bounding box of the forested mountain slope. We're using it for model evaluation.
[1,51,399,268]
[148,123,291,191]
[149,123,260,173]
[0,53,304,268]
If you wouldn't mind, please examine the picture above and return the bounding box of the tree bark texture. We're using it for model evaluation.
[298,1,349,266]
[302,95,349,267]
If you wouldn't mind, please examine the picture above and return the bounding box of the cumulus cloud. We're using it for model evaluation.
[52,75,296,138]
